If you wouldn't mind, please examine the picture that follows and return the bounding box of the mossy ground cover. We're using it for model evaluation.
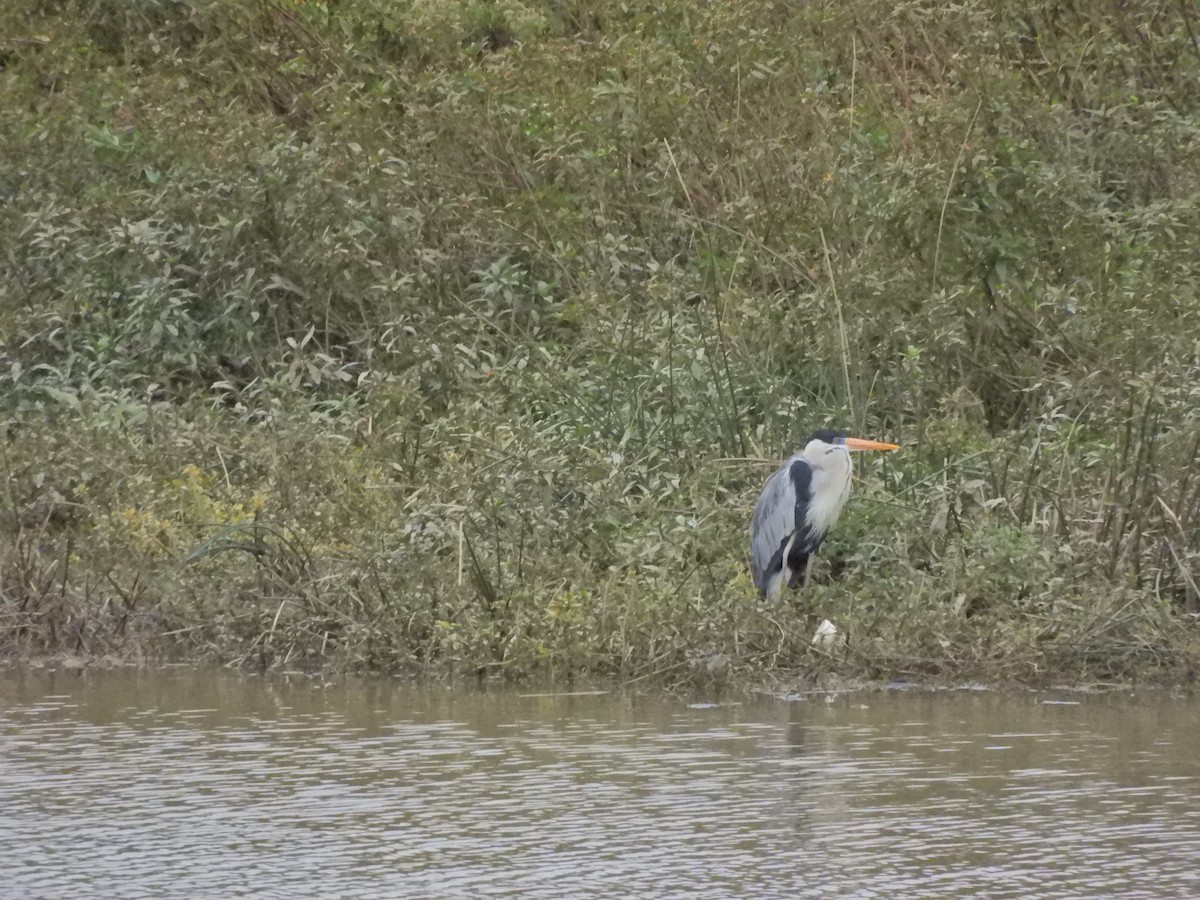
[2,0,1199,686]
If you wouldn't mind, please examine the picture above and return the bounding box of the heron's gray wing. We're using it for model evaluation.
[749,457,811,590]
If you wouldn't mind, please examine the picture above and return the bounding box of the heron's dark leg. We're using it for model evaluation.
[803,555,814,587]
[785,550,810,590]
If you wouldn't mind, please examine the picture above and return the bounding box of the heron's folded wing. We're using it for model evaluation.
[749,458,811,588]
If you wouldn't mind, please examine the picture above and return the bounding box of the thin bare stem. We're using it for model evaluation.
[932,97,983,291]
[819,227,855,422]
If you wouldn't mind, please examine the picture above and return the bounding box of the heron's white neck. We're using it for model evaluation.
[801,444,853,534]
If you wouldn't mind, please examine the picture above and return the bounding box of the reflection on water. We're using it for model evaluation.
[2,670,1199,898]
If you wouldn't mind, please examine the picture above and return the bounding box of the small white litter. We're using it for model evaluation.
[812,618,844,650]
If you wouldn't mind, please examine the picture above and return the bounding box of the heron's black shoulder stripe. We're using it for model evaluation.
[787,459,813,503]
[787,458,823,556]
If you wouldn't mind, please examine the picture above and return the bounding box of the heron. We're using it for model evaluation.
[750,429,900,600]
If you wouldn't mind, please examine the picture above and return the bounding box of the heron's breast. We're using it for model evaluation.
[806,467,851,533]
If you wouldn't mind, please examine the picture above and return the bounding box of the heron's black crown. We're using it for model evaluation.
[807,428,847,445]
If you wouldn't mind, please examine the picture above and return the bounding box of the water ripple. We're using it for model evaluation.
[2,673,1199,898]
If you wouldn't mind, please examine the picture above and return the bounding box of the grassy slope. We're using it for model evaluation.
[2,0,1199,684]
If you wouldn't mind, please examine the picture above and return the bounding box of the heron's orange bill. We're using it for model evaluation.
[843,437,901,452]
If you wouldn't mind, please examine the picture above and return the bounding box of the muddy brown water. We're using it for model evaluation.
[2,670,1198,898]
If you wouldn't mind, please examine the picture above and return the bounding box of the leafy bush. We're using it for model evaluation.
[2,0,1199,684]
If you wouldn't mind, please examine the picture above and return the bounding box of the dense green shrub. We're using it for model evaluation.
[2,0,1198,683]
